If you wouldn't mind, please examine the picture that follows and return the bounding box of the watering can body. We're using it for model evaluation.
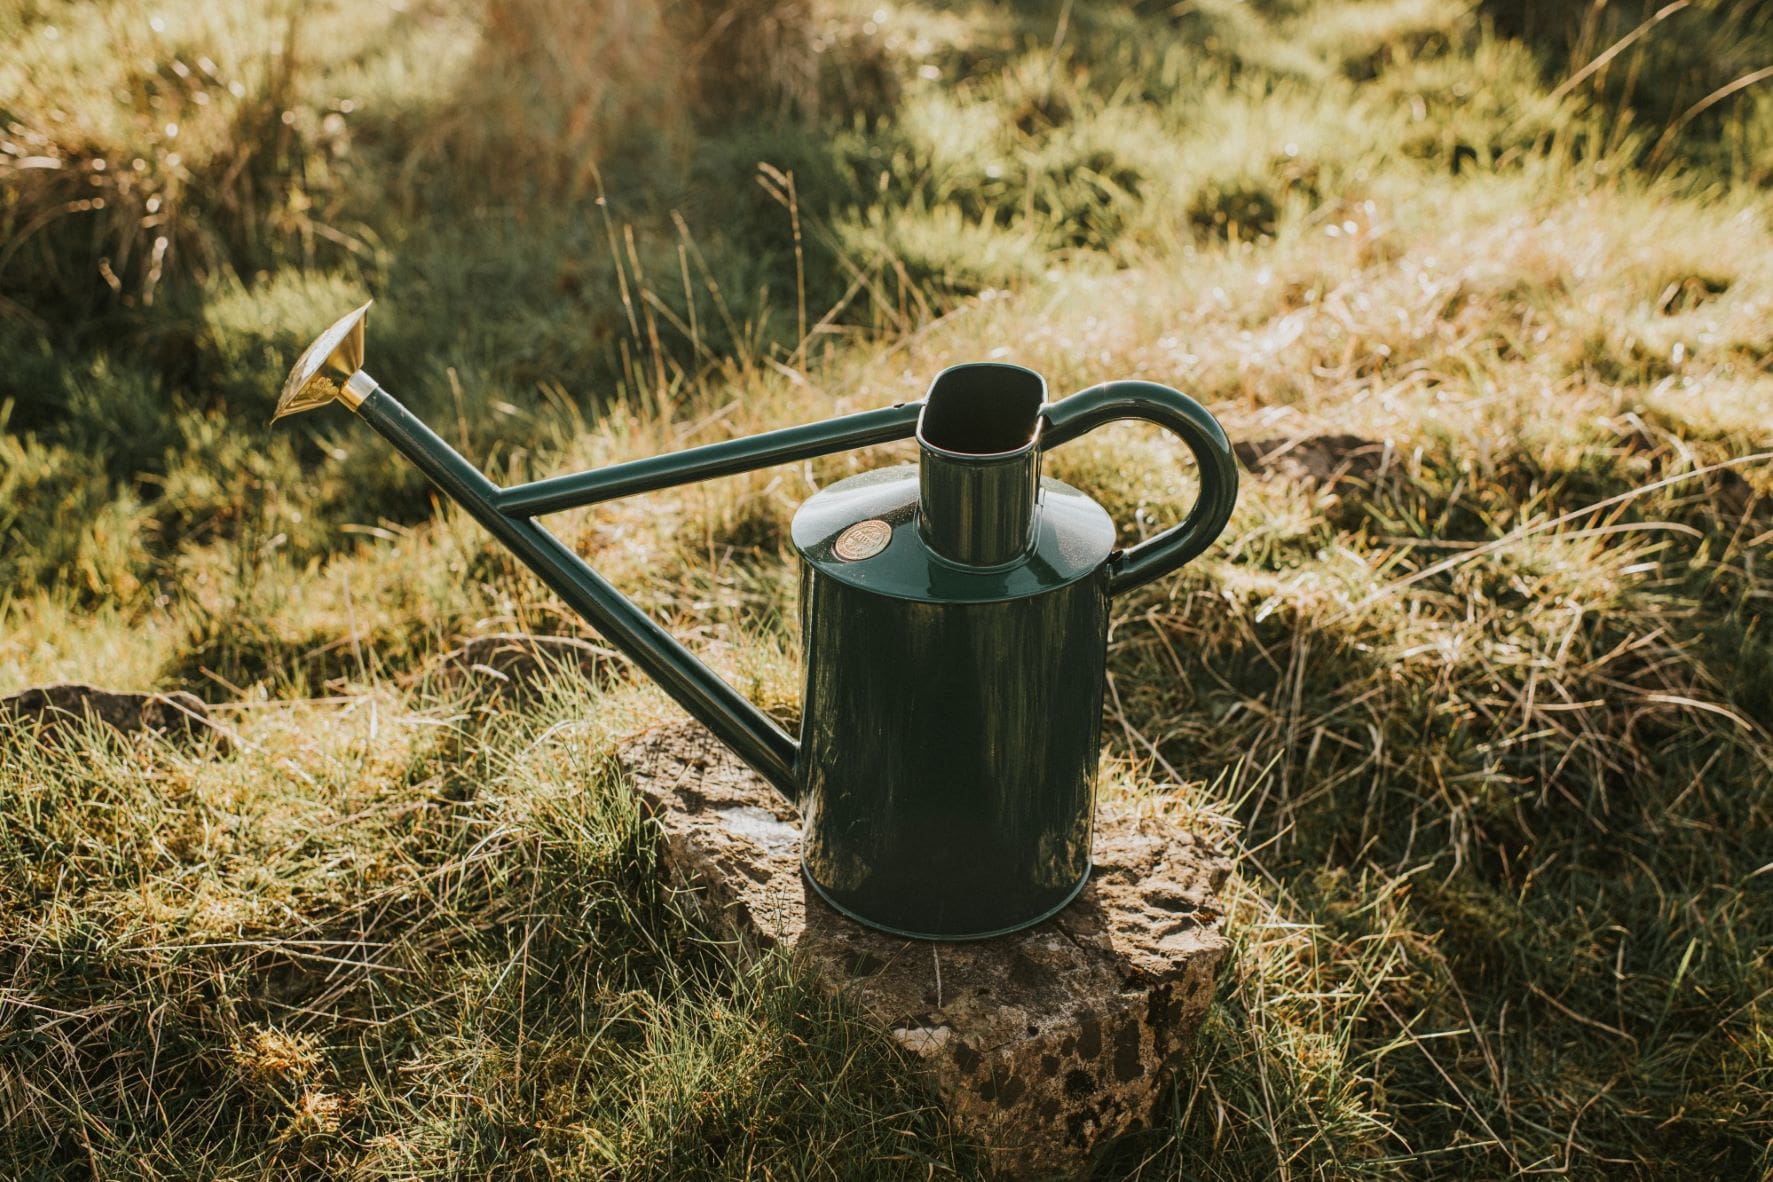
[275,304,1237,939]
[792,386,1116,935]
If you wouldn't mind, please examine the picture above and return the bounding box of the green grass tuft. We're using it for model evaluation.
[4,0,1773,1178]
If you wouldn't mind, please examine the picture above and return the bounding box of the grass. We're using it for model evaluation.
[2,0,1772,1177]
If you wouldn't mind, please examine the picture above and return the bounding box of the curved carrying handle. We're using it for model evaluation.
[1042,381,1238,596]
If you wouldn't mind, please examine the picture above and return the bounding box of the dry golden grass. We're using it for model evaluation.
[3,0,1772,1178]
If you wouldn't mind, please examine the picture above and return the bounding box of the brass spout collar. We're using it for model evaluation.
[342,370,378,408]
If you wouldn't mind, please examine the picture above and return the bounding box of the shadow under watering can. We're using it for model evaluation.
[275,302,1238,939]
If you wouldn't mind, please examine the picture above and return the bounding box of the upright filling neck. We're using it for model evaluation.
[916,363,1046,567]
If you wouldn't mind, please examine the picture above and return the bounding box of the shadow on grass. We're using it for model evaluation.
[1088,437,1773,1177]
[0,690,977,1179]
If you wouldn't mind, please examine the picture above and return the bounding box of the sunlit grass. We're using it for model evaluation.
[3,0,1772,1178]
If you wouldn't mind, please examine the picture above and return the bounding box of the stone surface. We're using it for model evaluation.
[619,722,1233,1180]
[427,632,622,698]
[1234,433,1390,487]
[0,683,228,752]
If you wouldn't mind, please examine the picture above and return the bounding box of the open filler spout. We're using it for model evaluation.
[275,301,1239,940]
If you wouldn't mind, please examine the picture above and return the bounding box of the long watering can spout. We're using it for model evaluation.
[274,302,925,802]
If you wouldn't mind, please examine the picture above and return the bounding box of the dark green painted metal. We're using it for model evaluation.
[797,563,1108,938]
[790,461,1113,936]
[353,385,800,799]
[915,363,1047,566]
[1040,380,1239,596]
[495,402,923,516]
[326,363,1235,941]
[790,466,1115,603]
[785,365,1236,937]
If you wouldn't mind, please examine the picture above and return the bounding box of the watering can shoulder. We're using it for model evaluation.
[790,464,1116,604]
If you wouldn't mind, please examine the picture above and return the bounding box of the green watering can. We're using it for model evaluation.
[275,302,1238,939]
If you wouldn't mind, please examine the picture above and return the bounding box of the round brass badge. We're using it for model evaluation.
[833,518,892,561]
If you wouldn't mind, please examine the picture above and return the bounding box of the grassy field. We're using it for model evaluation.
[3,0,1772,1177]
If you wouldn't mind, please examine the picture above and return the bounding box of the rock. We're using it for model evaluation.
[1234,433,1389,487]
[0,683,228,752]
[619,723,1233,1180]
[427,632,622,698]
[1712,468,1768,524]
[1608,420,1769,523]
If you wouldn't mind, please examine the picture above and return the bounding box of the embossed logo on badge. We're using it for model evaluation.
[833,518,892,561]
